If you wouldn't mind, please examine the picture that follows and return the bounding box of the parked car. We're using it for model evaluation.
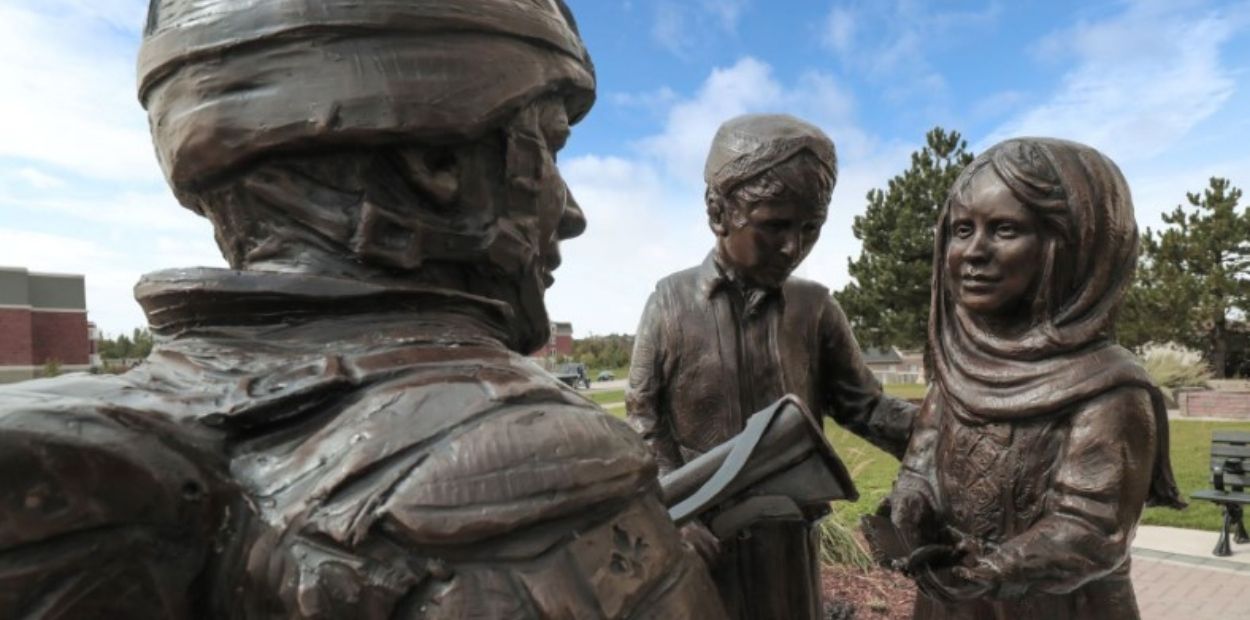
[596,371,615,382]
[554,363,590,389]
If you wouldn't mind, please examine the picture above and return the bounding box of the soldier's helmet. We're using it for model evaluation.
[138,0,595,204]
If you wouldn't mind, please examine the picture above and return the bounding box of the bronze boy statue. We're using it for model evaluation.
[0,1,727,617]
[627,114,916,619]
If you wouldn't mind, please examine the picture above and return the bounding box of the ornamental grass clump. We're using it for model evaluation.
[1139,343,1213,391]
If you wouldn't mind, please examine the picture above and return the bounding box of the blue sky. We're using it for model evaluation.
[2,0,1249,338]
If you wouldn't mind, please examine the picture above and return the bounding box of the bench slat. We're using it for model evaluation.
[1191,489,1250,504]
[1210,472,1250,487]
[1212,444,1250,459]
[1213,431,1250,443]
[1208,456,1246,468]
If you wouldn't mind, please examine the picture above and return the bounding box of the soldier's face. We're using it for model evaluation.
[718,200,826,288]
[501,98,588,352]
[533,101,586,290]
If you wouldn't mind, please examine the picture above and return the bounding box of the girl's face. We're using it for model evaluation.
[945,168,1045,319]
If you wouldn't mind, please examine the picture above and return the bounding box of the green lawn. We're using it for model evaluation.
[1142,419,1250,531]
[592,381,1246,532]
[825,423,901,529]
[822,418,1250,533]
[592,382,925,405]
[588,389,625,405]
[883,383,929,401]
[590,367,630,382]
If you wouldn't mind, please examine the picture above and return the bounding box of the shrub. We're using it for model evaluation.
[39,359,62,378]
[817,443,876,569]
[1139,343,1213,391]
[817,514,874,570]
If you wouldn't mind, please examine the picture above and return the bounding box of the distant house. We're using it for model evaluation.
[0,267,93,383]
[531,321,574,360]
[862,346,925,385]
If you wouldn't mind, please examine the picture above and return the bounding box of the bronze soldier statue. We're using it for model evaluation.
[0,1,727,617]
[878,138,1186,619]
[627,114,916,619]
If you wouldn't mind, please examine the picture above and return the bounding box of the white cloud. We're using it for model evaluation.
[819,1,1000,90]
[0,3,229,335]
[636,58,785,187]
[0,202,221,335]
[651,3,690,57]
[0,228,117,270]
[609,86,680,112]
[634,58,870,188]
[0,3,161,183]
[549,57,912,336]
[32,0,147,33]
[967,90,1028,124]
[0,190,201,233]
[16,168,65,189]
[651,0,750,57]
[980,0,1250,241]
[547,155,707,336]
[822,7,857,55]
[984,1,1239,163]
[699,0,749,33]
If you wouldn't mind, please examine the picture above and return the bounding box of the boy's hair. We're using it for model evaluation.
[706,149,834,228]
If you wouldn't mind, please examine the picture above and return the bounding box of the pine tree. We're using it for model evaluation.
[834,127,974,350]
[1119,178,1250,376]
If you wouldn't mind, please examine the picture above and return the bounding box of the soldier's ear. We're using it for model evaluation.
[396,146,460,209]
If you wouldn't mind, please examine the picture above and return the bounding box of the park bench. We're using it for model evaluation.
[1190,431,1250,556]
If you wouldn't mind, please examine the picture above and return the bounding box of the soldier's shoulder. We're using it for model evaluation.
[320,352,655,543]
[0,376,218,541]
[0,376,221,616]
[383,398,656,545]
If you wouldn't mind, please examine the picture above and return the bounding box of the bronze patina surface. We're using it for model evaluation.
[0,1,727,617]
[627,114,916,620]
[881,137,1186,620]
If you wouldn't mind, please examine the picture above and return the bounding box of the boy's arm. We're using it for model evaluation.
[626,290,684,475]
[817,297,916,459]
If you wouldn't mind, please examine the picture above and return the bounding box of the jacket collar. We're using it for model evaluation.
[696,251,785,316]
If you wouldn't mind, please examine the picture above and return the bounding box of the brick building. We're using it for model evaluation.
[532,321,574,359]
[0,267,93,383]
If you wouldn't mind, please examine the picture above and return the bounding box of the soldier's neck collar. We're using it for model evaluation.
[136,267,516,344]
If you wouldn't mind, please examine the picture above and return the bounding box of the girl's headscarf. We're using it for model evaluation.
[930,137,1183,508]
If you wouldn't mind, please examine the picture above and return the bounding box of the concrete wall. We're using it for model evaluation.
[0,367,35,383]
[0,268,30,306]
[28,272,86,309]
[1178,390,1250,420]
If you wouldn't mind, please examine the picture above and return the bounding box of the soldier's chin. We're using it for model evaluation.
[513,267,552,354]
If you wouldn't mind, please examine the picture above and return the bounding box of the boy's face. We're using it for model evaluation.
[717,199,826,288]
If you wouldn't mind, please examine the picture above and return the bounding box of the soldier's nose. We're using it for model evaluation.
[557,188,587,240]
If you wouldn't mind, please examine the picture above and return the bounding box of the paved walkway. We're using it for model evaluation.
[1132,526,1250,619]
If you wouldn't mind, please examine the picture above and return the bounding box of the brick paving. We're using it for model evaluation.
[1132,552,1250,619]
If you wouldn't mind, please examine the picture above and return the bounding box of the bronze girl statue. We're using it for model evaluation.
[885,138,1185,619]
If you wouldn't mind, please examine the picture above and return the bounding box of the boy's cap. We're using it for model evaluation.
[139,0,594,199]
[703,114,837,192]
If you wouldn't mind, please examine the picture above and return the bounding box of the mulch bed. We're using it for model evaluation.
[821,564,916,620]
